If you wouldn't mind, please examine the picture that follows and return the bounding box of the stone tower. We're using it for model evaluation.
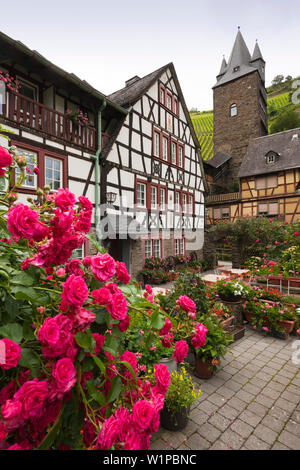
[213,30,268,187]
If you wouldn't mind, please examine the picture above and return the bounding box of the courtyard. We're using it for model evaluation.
[151,325,300,450]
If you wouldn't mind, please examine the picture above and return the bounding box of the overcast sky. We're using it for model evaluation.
[1,0,299,110]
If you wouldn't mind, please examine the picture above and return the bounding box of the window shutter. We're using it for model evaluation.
[256,177,265,190]
[268,203,279,215]
[258,203,268,213]
[214,208,221,218]
[267,175,277,188]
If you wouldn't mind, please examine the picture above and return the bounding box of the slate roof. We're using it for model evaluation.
[238,127,300,178]
[204,151,232,169]
[214,31,263,88]
[107,64,170,108]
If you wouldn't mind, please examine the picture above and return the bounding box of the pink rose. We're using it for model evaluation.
[52,358,77,393]
[54,188,76,212]
[0,339,21,370]
[145,284,153,294]
[71,307,96,331]
[1,398,22,420]
[191,322,208,349]
[132,400,155,431]
[118,315,130,332]
[159,318,172,336]
[0,146,13,176]
[154,364,170,393]
[66,258,83,277]
[178,295,196,313]
[14,379,49,420]
[91,287,112,306]
[173,340,189,363]
[56,268,66,277]
[96,415,119,450]
[92,333,105,355]
[0,421,6,443]
[62,274,88,308]
[107,292,128,320]
[91,253,116,282]
[115,261,131,284]
[8,204,39,239]
[161,332,174,348]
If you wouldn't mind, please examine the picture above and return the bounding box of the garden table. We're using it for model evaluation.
[201,274,229,286]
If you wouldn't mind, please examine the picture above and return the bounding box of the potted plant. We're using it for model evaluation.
[191,315,233,379]
[160,367,202,431]
[217,279,247,303]
[211,302,235,330]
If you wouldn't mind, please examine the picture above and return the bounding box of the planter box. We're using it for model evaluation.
[243,311,295,339]
[267,276,300,289]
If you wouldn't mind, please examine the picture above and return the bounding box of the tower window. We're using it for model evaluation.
[230,103,237,117]
[267,154,275,164]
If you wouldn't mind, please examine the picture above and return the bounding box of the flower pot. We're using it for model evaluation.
[159,357,177,374]
[220,315,235,330]
[194,356,213,379]
[218,292,242,303]
[276,320,295,336]
[160,405,190,431]
[243,310,253,323]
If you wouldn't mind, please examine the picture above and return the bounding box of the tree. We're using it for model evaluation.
[270,108,300,134]
[285,75,292,81]
[272,75,284,86]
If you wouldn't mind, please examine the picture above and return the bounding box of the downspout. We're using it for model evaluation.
[91,99,106,241]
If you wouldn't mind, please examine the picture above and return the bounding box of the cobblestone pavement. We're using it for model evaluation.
[150,326,300,450]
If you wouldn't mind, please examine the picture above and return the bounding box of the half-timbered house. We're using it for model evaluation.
[101,64,207,276]
[0,31,127,258]
[206,127,300,225]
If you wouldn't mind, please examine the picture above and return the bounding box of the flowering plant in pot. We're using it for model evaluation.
[217,279,248,303]
[0,143,175,450]
[65,108,92,127]
[242,300,296,337]
[155,367,201,431]
[211,302,234,329]
[191,315,233,378]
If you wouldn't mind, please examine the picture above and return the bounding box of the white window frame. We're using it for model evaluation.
[151,185,158,209]
[171,141,177,165]
[137,182,147,208]
[160,188,166,211]
[45,156,63,192]
[178,146,183,167]
[154,132,160,157]
[15,148,37,189]
[153,239,161,258]
[182,193,187,213]
[145,240,152,259]
[230,103,237,117]
[167,93,172,110]
[162,136,168,161]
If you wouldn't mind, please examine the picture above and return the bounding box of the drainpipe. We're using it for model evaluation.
[91,99,106,240]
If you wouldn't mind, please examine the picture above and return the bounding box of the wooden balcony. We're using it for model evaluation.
[206,192,240,204]
[1,89,109,153]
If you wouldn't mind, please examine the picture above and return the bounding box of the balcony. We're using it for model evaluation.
[206,192,240,204]
[1,89,110,153]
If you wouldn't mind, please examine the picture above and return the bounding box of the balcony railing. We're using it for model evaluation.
[0,89,110,153]
[206,192,240,204]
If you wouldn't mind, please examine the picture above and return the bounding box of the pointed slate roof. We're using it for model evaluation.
[217,57,227,77]
[250,41,264,62]
[214,31,262,88]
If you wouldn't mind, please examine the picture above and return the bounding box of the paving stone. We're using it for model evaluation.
[250,377,270,388]
[208,412,231,432]
[226,396,248,412]
[261,414,286,433]
[244,435,270,450]
[223,365,240,376]
[268,406,291,422]
[253,423,278,445]
[230,419,253,438]
[239,368,256,379]
[207,392,227,407]
[239,409,262,427]
[235,389,255,403]
[284,419,300,438]
[150,439,168,450]
[290,410,300,424]
[208,377,226,389]
[186,432,211,450]
[275,397,297,413]
[266,381,287,393]
[218,404,241,420]
[216,386,236,398]
[219,429,245,450]
[280,390,300,404]
[261,387,281,400]
[224,380,243,393]
[177,443,191,450]
[182,419,199,437]
[271,441,290,450]
[255,371,273,382]
[273,375,291,385]
[198,423,222,443]
[231,374,249,385]
[242,383,261,395]
[210,440,231,450]
[246,401,268,417]
[199,383,218,395]
[198,400,219,416]
[215,370,232,382]
[160,430,186,448]
[286,383,300,395]
[278,429,300,449]
[189,409,208,426]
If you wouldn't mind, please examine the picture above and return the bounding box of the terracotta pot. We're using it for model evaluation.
[243,310,253,323]
[194,356,213,379]
[220,315,235,330]
[160,405,190,431]
[277,320,295,335]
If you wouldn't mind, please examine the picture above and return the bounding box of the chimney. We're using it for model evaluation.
[125,76,140,87]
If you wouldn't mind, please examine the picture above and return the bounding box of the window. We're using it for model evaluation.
[214,207,230,220]
[160,86,165,105]
[175,238,185,255]
[145,240,152,259]
[266,153,276,164]
[154,132,160,157]
[230,103,237,117]
[182,193,187,213]
[175,191,181,212]
[256,174,278,190]
[162,136,168,161]
[151,185,158,209]
[137,182,146,207]
[188,194,194,215]
[258,202,279,216]
[15,148,37,189]
[173,98,178,116]
[45,156,62,191]
[166,93,172,110]
[71,245,84,260]
[178,146,184,167]
[221,208,230,219]
[153,239,161,258]
[233,66,240,73]
[18,79,37,101]
[160,188,166,211]
[171,141,177,165]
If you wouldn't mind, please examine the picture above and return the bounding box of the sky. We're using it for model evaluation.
[1,0,299,110]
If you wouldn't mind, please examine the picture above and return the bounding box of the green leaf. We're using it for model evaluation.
[19,348,41,377]
[91,354,106,375]
[85,381,106,406]
[38,403,64,450]
[0,323,23,343]
[11,272,34,287]
[75,331,96,353]
[150,311,165,330]
[119,360,138,384]
[106,376,122,403]
[85,234,106,254]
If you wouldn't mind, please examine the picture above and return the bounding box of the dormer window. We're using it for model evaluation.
[233,66,240,72]
[230,103,237,117]
[265,151,279,165]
